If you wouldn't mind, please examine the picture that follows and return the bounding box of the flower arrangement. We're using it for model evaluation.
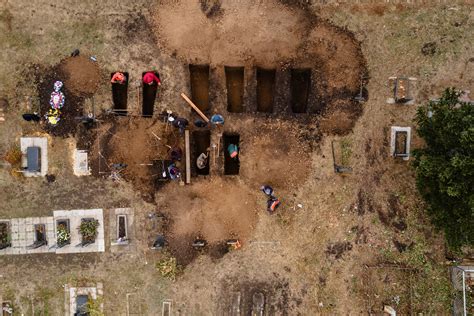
[57,223,70,246]
[0,222,11,248]
[79,219,99,243]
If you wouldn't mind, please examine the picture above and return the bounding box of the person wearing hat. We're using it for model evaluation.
[111,72,127,84]
[143,72,161,86]
[227,143,239,159]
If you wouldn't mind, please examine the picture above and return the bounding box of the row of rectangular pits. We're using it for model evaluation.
[111,71,160,117]
[192,131,240,176]
[190,65,313,114]
[110,67,314,117]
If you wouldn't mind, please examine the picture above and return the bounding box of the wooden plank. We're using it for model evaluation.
[185,130,191,184]
[180,93,210,122]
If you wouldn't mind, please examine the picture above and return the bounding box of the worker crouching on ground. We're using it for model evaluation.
[168,163,181,180]
[227,143,239,159]
[210,114,225,127]
[261,185,274,197]
[172,117,189,134]
[267,197,281,214]
[261,184,281,214]
[143,71,161,86]
[111,72,126,84]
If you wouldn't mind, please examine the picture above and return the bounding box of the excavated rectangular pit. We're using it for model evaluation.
[223,133,240,175]
[394,131,408,156]
[117,215,127,239]
[290,68,311,113]
[225,66,245,113]
[142,71,159,117]
[189,64,210,112]
[193,130,211,176]
[256,68,276,113]
[111,72,129,115]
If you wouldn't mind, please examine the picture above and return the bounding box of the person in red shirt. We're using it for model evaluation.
[111,72,126,84]
[143,72,161,86]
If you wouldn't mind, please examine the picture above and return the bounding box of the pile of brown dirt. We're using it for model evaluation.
[58,56,101,96]
[240,122,313,191]
[319,99,363,134]
[90,117,182,201]
[152,0,368,134]
[156,177,260,266]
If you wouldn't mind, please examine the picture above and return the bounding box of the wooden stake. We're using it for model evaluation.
[185,130,191,184]
[212,144,217,166]
[137,85,140,114]
[151,132,172,149]
[180,93,210,122]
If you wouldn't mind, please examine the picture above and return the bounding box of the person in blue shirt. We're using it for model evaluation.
[227,143,238,159]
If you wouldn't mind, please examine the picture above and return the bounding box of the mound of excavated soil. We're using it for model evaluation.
[152,1,309,66]
[59,56,101,96]
[89,117,182,202]
[156,177,259,266]
[152,0,368,134]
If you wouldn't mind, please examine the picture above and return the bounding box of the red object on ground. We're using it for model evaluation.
[111,72,126,84]
[143,72,161,85]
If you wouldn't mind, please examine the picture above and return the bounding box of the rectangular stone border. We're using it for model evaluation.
[390,126,411,161]
[54,209,105,254]
[73,149,91,176]
[65,283,103,316]
[110,208,135,252]
[20,137,48,177]
[0,209,105,256]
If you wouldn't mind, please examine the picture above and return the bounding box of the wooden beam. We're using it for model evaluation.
[185,130,191,184]
[180,93,210,122]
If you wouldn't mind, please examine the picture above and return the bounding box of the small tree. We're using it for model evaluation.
[413,88,474,249]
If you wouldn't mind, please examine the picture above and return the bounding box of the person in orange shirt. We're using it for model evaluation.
[111,72,126,84]
[267,197,281,214]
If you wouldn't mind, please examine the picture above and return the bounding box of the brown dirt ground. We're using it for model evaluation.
[157,177,259,265]
[59,56,101,96]
[89,116,183,201]
[0,0,472,315]
[152,0,367,133]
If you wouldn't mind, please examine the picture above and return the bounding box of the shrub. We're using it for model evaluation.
[413,88,474,249]
[156,256,181,281]
[79,219,99,242]
[3,145,22,165]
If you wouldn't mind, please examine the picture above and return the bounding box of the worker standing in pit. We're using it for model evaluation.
[196,148,210,170]
[111,72,127,84]
[143,71,162,86]
[227,143,239,159]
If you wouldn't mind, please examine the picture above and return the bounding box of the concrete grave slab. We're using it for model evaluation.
[110,208,135,252]
[390,126,411,160]
[73,149,91,176]
[20,137,48,177]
